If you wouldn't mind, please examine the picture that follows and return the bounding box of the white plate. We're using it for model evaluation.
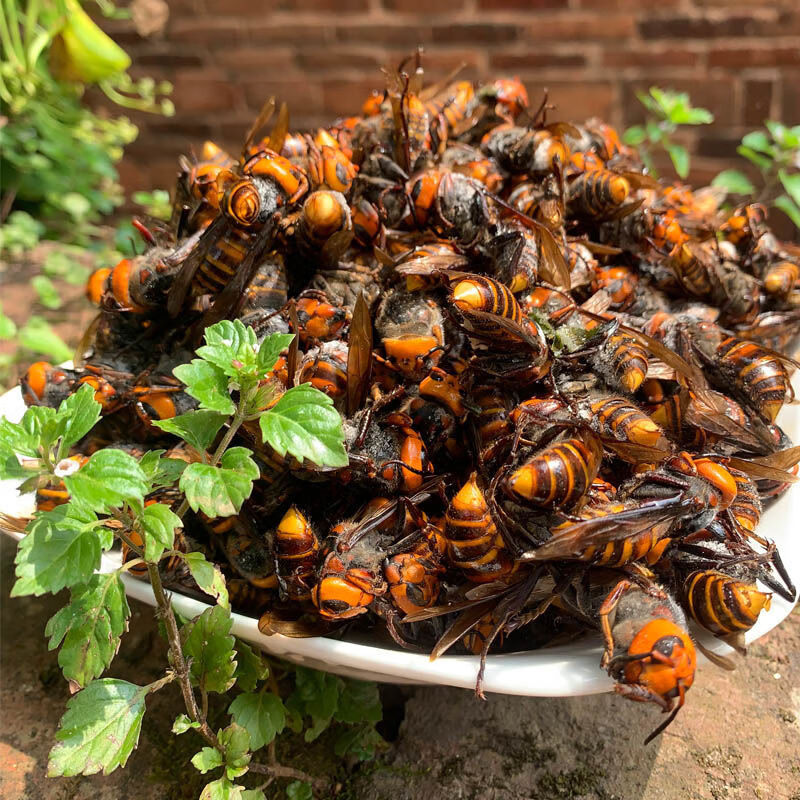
[1,381,798,695]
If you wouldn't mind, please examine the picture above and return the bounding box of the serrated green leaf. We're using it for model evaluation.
[233,640,268,692]
[174,360,235,415]
[152,410,227,454]
[334,679,382,725]
[12,504,104,597]
[711,169,755,195]
[765,120,790,149]
[18,317,72,362]
[645,119,663,143]
[197,320,259,378]
[775,194,800,229]
[0,405,57,458]
[173,714,201,734]
[200,777,245,800]
[139,452,188,489]
[0,443,27,479]
[192,746,224,774]
[241,791,266,800]
[256,332,294,376]
[32,275,63,309]
[229,692,286,751]
[182,605,237,694]
[182,551,230,608]
[218,723,251,779]
[286,666,342,742]
[180,447,258,518]
[0,309,18,339]
[778,170,800,207]
[53,383,102,451]
[673,107,713,126]
[665,142,690,179]
[48,679,146,777]
[139,502,181,562]
[622,125,646,146]
[260,384,347,468]
[286,781,313,800]
[737,144,771,171]
[64,448,148,513]
[45,571,130,687]
[334,725,385,762]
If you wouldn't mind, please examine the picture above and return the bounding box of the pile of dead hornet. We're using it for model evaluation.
[17,57,800,742]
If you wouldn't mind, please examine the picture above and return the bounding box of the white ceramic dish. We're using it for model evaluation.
[1,380,798,695]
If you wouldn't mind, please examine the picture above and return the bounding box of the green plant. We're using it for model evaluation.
[712,121,800,230]
[624,87,714,179]
[1,322,381,797]
[0,0,172,240]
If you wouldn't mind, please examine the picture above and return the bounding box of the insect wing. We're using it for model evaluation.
[347,292,374,416]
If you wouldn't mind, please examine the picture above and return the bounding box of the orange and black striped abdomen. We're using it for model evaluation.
[451,276,523,345]
[568,170,630,218]
[275,506,319,602]
[763,260,799,299]
[473,385,513,466]
[503,436,601,510]
[444,473,513,583]
[590,396,666,449]
[683,570,770,636]
[591,267,637,312]
[194,226,255,297]
[297,351,347,402]
[244,254,288,311]
[716,336,788,422]
[604,333,648,393]
[727,469,762,536]
[385,551,441,615]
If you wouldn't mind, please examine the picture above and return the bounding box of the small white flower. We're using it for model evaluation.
[55,458,82,478]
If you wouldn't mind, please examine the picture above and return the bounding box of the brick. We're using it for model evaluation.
[432,23,521,44]
[337,24,432,45]
[212,46,296,71]
[577,0,665,6]
[243,80,321,112]
[321,79,380,116]
[136,50,205,69]
[638,14,776,40]
[169,19,243,45]
[779,72,800,124]
[524,13,634,40]
[695,134,745,159]
[544,82,615,121]
[708,46,800,68]
[477,0,567,9]
[295,49,385,74]
[273,0,369,8]
[172,72,242,112]
[490,52,587,70]
[383,0,465,10]
[743,80,774,126]
[602,48,700,69]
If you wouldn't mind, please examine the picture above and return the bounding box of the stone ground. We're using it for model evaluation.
[1,256,799,799]
[2,534,799,800]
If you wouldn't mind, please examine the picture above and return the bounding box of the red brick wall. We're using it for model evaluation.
[106,0,800,195]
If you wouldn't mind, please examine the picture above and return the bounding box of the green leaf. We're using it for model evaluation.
[256,332,295,376]
[674,107,713,126]
[173,714,201,734]
[775,194,800,230]
[180,447,258,518]
[174,360,236,415]
[665,142,690,179]
[286,781,313,800]
[197,320,259,378]
[0,309,17,339]
[711,169,755,195]
[192,747,224,774]
[200,777,247,800]
[233,640,268,692]
[286,666,342,742]
[334,725,385,762]
[53,383,102,451]
[152,410,227,454]
[45,571,130,687]
[636,89,660,116]
[765,119,794,150]
[12,504,103,597]
[17,317,72,362]
[182,605,237,694]
[741,130,774,156]
[737,144,771,171]
[334,679,382,725]
[778,170,800,207]
[140,451,188,489]
[241,791,266,800]
[260,384,348,468]
[139,502,181,562]
[48,679,146,777]
[32,275,63,310]
[645,119,663,144]
[229,692,286,751]
[182,551,230,608]
[0,443,27,480]
[218,723,251,779]
[622,125,646,146]
[0,407,54,458]
[64,448,148,513]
